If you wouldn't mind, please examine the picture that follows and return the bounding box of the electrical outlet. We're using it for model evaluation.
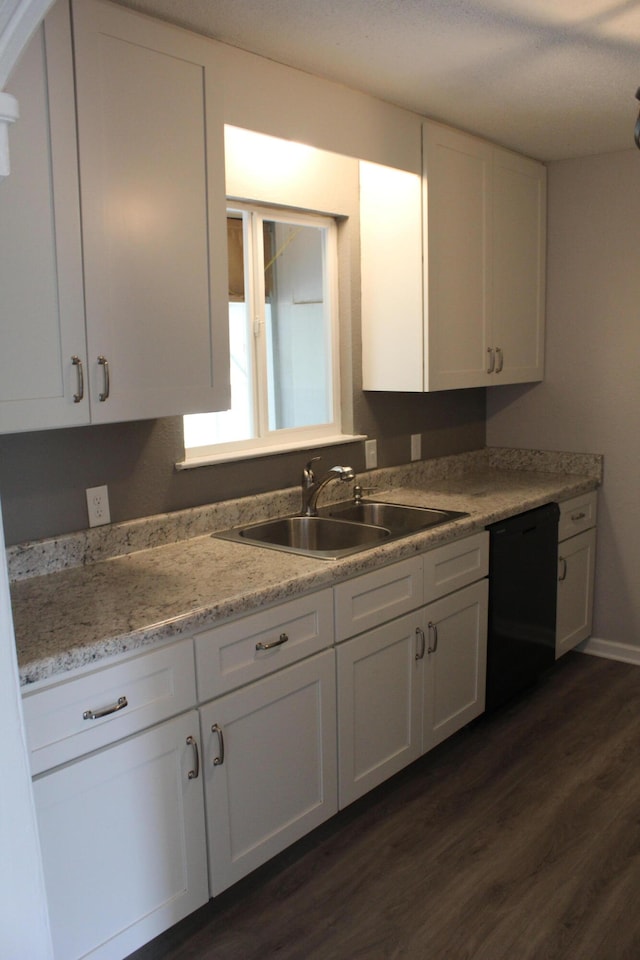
[365,439,377,470]
[86,485,111,527]
[411,433,422,461]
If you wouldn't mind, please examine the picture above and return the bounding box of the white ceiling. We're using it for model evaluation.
[115,0,640,161]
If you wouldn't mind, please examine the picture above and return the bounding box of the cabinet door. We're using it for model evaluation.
[32,710,208,960]
[72,0,230,423]
[422,579,488,753]
[423,121,492,390]
[0,0,88,432]
[556,527,596,658]
[337,611,422,808]
[492,148,546,384]
[200,650,337,896]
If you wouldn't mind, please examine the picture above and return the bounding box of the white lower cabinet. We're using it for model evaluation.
[337,610,422,808]
[556,492,598,658]
[32,710,208,960]
[422,579,488,752]
[199,649,338,896]
[24,533,490,957]
[337,533,489,808]
[556,527,597,658]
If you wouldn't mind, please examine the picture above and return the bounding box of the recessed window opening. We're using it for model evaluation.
[184,203,341,461]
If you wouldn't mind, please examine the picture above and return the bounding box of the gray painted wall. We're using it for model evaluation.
[0,389,485,545]
[487,148,639,649]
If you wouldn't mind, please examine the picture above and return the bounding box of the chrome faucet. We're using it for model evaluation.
[301,457,356,516]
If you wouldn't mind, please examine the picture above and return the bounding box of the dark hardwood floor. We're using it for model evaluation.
[129,652,640,960]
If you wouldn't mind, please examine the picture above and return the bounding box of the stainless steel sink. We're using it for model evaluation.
[214,501,467,559]
[322,501,467,535]
[215,515,390,559]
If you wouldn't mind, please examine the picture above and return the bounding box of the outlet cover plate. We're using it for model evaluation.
[365,439,377,470]
[86,485,111,527]
[411,434,422,461]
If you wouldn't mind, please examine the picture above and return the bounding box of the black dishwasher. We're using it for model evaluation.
[486,502,559,712]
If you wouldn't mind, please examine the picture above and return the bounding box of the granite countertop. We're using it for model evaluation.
[10,448,603,688]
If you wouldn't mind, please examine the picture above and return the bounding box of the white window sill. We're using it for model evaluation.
[176,434,367,470]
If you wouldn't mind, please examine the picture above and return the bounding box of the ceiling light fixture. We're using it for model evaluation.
[635,88,640,149]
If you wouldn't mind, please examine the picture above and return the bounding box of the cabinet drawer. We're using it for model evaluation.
[423,532,489,603]
[23,639,196,776]
[558,491,597,541]
[334,557,423,641]
[194,589,333,701]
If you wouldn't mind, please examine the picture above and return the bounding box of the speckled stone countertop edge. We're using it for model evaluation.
[12,451,602,689]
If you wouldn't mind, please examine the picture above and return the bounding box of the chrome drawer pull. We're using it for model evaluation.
[186,735,200,780]
[487,347,495,374]
[71,355,84,402]
[571,511,586,522]
[256,632,289,651]
[98,355,110,401]
[211,723,225,766]
[83,695,128,720]
[559,556,568,581]
[415,626,426,661]
[495,347,504,373]
[427,621,438,654]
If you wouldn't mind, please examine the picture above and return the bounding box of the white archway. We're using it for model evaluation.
[1,2,56,957]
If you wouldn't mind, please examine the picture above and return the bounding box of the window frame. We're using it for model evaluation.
[182,202,348,465]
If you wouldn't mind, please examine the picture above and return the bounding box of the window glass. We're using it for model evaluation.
[183,204,339,460]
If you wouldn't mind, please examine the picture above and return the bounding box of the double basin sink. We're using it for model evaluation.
[215,500,467,559]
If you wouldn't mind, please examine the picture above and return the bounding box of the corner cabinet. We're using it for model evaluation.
[360,123,546,392]
[0,0,230,434]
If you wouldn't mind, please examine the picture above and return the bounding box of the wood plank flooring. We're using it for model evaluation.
[129,652,640,960]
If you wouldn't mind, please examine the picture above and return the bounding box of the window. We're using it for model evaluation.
[183,204,343,462]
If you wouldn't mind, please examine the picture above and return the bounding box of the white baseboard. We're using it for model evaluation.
[577,636,640,666]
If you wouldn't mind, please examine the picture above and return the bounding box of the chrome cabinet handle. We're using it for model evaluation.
[571,511,586,522]
[71,356,84,402]
[186,735,200,780]
[487,347,495,374]
[256,632,289,651]
[83,695,128,720]
[415,626,426,661]
[495,347,504,373]
[559,556,568,581]
[98,355,110,401]
[427,621,438,654]
[211,723,225,766]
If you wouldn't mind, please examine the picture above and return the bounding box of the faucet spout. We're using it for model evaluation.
[301,459,356,516]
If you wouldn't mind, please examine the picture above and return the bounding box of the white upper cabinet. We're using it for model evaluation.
[423,123,493,390]
[72,0,230,422]
[0,0,230,434]
[360,121,546,392]
[424,121,546,390]
[491,146,546,385]
[0,0,88,432]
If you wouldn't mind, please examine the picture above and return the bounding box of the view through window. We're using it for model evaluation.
[184,204,340,460]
